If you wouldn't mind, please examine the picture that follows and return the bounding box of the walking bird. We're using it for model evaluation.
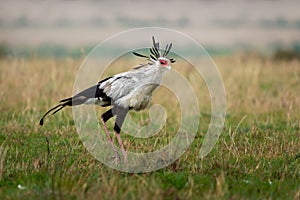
[39,36,175,163]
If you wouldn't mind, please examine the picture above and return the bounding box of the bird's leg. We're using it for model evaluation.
[101,109,120,162]
[113,106,129,163]
[115,132,128,163]
[100,118,117,151]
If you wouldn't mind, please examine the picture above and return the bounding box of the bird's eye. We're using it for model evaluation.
[159,60,167,65]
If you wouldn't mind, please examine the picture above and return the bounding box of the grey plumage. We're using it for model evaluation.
[39,36,175,163]
[100,63,169,111]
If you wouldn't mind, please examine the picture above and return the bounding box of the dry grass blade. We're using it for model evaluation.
[0,144,8,181]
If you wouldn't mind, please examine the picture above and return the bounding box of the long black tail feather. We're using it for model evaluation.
[59,97,72,103]
[39,99,72,126]
[40,78,113,126]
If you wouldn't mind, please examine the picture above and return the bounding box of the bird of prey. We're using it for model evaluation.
[39,36,176,163]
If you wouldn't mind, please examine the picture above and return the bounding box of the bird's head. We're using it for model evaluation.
[133,36,175,70]
[156,57,171,70]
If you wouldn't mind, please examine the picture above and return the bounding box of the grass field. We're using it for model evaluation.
[0,54,299,199]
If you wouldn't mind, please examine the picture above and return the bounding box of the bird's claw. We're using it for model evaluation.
[112,150,121,164]
[113,155,121,164]
[112,151,128,165]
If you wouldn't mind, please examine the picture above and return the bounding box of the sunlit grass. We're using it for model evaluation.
[0,55,299,199]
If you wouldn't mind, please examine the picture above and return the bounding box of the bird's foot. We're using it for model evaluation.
[113,155,121,164]
[112,151,128,165]
[112,150,121,164]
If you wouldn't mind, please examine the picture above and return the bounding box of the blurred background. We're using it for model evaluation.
[0,0,300,58]
[1,1,300,199]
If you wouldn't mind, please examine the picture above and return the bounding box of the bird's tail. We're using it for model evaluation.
[39,98,72,126]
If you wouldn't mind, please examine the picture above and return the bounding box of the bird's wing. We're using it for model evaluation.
[59,70,141,107]
[99,72,140,101]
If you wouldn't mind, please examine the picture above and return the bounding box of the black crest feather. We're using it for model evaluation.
[133,36,176,63]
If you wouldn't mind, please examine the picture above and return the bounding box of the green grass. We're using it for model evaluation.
[0,56,299,199]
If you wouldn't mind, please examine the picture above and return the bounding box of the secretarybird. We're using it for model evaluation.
[39,36,176,163]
